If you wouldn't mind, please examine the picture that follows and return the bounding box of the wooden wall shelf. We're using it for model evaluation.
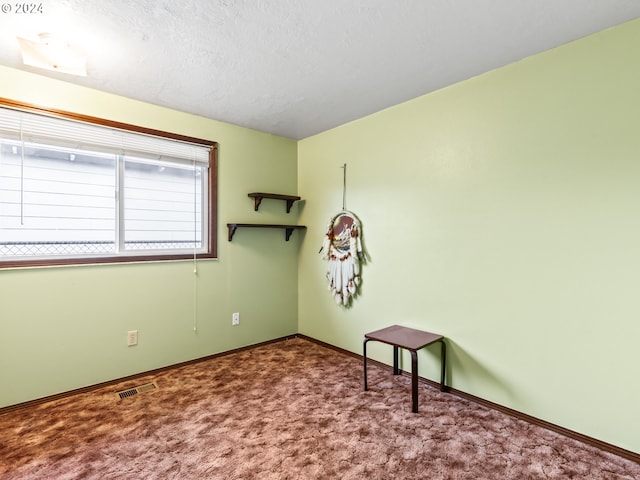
[227,223,306,242]
[248,192,301,213]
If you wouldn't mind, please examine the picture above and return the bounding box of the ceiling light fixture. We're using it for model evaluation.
[17,33,87,76]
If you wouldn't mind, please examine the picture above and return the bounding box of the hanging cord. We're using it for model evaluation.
[341,163,347,210]
[319,163,349,255]
[19,116,25,225]
[192,150,198,333]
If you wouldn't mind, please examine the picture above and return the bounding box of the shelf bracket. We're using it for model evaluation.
[285,199,295,214]
[227,224,238,241]
[285,227,294,241]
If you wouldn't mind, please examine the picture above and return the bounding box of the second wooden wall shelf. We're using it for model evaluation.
[227,223,306,241]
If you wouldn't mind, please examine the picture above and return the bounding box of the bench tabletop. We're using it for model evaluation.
[365,325,443,351]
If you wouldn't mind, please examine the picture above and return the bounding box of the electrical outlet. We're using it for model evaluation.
[232,312,240,326]
[127,330,138,346]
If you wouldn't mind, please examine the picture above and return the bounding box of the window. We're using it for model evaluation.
[0,100,217,268]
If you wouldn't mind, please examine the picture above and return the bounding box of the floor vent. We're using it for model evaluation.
[116,382,158,400]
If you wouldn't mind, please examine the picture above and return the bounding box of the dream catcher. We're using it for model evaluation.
[319,164,364,306]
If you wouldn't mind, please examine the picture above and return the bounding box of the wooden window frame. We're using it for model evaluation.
[0,97,218,268]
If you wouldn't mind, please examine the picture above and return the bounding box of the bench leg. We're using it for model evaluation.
[393,345,400,375]
[410,350,419,413]
[440,339,447,392]
[363,338,370,391]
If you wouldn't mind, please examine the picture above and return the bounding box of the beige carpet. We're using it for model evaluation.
[0,337,638,479]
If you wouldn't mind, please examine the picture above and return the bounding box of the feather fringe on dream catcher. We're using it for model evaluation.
[319,211,363,305]
[319,164,364,306]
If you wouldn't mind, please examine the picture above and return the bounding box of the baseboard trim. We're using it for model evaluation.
[298,334,640,465]
[2,333,638,464]
[441,386,640,464]
[0,334,297,416]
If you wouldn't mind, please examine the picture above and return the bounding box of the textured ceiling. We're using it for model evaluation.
[1,1,639,139]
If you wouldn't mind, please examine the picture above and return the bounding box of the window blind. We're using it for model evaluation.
[0,106,210,165]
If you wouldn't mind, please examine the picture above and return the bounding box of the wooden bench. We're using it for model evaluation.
[363,325,447,413]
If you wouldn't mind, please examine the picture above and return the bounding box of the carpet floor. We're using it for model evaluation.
[0,337,638,479]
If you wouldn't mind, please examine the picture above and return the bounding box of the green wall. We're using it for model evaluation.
[298,19,640,453]
[0,65,301,407]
